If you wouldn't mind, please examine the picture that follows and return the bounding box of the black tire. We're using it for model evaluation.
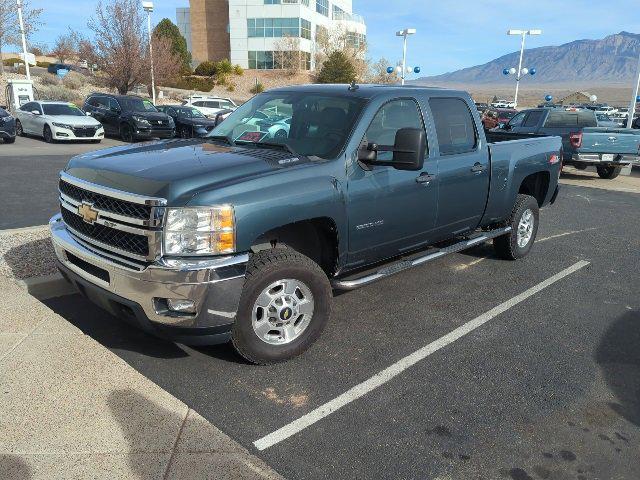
[15,120,23,137]
[232,248,332,365]
[91,139,102,144]
[596,165,621,179]
[180,126,192,138]
[493,194,539,260]
[574,164,587,170]
[43,125,54,143]
[120,124,134,143]
[4,136,15,144]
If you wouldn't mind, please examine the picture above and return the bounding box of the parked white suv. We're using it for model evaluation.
[15,101,104,143]
[182,96,237,118]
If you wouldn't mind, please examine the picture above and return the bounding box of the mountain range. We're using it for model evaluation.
[412,31,640,85]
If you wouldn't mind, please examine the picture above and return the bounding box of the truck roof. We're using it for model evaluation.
[266,83,466,100]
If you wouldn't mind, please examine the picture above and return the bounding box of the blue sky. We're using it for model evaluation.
[28,0,640,76]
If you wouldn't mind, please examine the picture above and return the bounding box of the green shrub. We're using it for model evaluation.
[233,64,244,76]
[226,84,235,92]
[36,61,51,68]
[194,61,216,76]
[250,82,265,94]
[216,59,233,75]
[3,58,23,66]
[171,76,215,92]
[316,51,356,84]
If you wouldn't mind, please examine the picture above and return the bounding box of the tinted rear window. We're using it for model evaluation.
[523,110,544,127]
[544,111,597,128]
[429,98,477,155]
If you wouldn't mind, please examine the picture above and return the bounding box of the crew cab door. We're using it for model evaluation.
[428,97,490,237]
[346,98,438,266]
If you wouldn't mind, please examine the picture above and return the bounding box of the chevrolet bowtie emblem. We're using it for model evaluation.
[78,202,99,224]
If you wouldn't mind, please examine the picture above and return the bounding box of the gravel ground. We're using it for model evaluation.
[0,227,56,280]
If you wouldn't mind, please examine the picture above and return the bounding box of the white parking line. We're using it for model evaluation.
[537,227,598,243]
[253,260,590,451]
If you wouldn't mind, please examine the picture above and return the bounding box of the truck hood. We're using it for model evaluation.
[64,139,308,205]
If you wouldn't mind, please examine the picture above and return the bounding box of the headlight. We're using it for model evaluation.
[164,206,235,256]
[52,122,74,129]
[132,115,151,126]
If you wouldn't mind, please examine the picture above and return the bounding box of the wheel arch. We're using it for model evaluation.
[518,171,550,207]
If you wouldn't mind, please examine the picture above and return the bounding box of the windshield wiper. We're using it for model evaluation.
[207,134,235,146]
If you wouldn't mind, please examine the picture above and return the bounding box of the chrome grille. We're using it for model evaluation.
[58,173,166,262]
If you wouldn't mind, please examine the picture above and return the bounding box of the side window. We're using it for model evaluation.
[167,107,176,116]
[95,97,109,110]
[20,102,34,112]
[522,110,543,127]
[364,98,426,162]
[429,98,478,155]
[545,112,577,128]
[108,98,121,112]
[578,112,597,127]
[193,101,205,107]
[508,111,527,127]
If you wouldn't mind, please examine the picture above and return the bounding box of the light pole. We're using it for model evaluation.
[142,1,156,105]
[507,29,541,108]
[627,49,640,129]
[16,0,30,80]
[396,28,416,86]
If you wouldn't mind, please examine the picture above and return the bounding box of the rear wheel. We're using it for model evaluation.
[493,194,539,260]
[232,248,332,365]
[180,126,191,138]
[596,165,621,179]
[4,136,15,144]
[43,125,54,143]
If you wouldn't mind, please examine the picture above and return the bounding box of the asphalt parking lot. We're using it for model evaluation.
[0,136,124,229]
[42,181,640,480]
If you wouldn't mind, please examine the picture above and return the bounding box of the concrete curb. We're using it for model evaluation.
[0,224,49,235]
[16,273,77,300]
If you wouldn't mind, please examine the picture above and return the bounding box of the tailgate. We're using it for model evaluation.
[579,128,640,155]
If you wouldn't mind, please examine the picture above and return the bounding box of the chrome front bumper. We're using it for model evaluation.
[50,214,248,335]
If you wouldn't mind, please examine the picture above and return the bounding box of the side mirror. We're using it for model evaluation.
[358,128,426,171]
[31,110,41,115]
[86,111,92,116]
[391,128,427,171]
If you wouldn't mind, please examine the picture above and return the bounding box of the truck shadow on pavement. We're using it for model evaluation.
[44,294,247,364]
[596,309,640,427]
[0,455,32,480]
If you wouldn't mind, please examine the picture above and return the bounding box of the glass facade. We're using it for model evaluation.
[247,18,311,40]
[316,0,329,16]
[347,32,366,49]
[264,0,310,4]
[248,50,312,70]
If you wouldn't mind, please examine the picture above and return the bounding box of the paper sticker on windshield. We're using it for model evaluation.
[237,131,266,142]
[143,100,154,108]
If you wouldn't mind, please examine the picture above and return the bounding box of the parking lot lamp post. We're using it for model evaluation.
[627,49,640,129]
[507,29,541,108]
[396,28,416,86]
[142,1,156,105]
[16,0,30,81]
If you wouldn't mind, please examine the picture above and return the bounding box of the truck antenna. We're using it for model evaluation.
[348,81,359,91]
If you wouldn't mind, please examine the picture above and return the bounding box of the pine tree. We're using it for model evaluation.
[153,18,192,71]
[316,51,357,84]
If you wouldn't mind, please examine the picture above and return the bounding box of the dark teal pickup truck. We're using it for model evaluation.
[50,85,562,364]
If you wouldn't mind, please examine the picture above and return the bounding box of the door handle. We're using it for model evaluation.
[471,162,487,173]
[416,172,436,184]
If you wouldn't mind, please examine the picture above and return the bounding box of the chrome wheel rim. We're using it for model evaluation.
[517,208,534,248]
[252,279,314,346]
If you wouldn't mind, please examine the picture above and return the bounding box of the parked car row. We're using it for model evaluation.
[0,92,241,145]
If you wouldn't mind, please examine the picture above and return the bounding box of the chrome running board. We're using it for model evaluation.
[331,227,511,290]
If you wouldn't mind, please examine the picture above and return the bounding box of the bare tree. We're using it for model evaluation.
[149,33,182,93]
[273,35,303,76]
[314,25,367,79]
[88,0,148,94]
[51,32,75,63]
[0,0,42,75]
[364,57,399,85]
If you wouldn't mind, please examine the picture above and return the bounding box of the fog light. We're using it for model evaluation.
[167,299,196,314]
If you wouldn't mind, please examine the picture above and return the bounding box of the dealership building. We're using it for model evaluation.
[176,0,367,70]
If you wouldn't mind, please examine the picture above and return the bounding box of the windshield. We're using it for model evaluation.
[120,98,158,113]
[177,107,205,118]
[42,103,85,116]
[208,92,367,159]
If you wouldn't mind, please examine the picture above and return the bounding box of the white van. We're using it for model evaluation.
[182,96,238,118]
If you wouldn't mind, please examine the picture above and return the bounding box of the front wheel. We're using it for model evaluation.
[15,120,24,137]
[232,248,332,365]
[493,194,540,260]
[120,124,134,143]
[596,165,621,179]
[43,125,54,143]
